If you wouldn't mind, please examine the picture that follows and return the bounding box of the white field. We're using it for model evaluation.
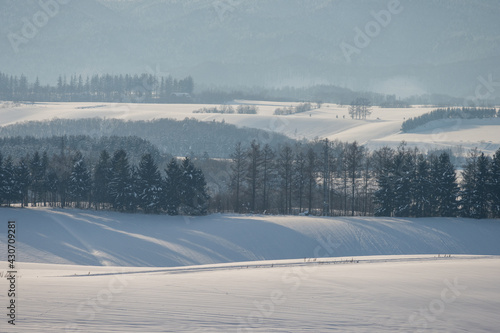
[1,256,499,332]
[1,101,499,154]
[1,100,499,331]
[0,207,500,332]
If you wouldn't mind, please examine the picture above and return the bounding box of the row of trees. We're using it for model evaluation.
[375,147,500,218]
[225,140,375,216]
[401,107,498,132]
[193,105,258,114]
[2,139,499,219]
[0,150,209,215]
[222,140,500,219]
[273,103,314,115]
[0,71,194,103]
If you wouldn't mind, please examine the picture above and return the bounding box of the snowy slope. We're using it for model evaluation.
[1,207,500,332]
[1,207,499,267]
[0,256,499,332]
[1,101,498,153]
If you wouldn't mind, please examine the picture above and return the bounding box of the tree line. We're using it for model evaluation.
[2,139,499,219]
[401,107,498,132]
[0,149,209,215]
[0,118,294,159]
[217,140,500,219]
[273,103,314,115]
[193,105,258,114]
[221,140,377,216]
[0,71,194,103]
[374,146,500,218]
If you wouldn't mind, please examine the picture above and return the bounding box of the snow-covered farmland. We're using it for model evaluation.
[1,256,499,332]
[2,207,500,266]
[0,208,499,332]
[1,101,498,154]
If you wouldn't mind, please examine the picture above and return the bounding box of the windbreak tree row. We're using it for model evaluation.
[219,140,500,219]
[0,71,194,103]
[401,107,498,132]
[0,149,209,215]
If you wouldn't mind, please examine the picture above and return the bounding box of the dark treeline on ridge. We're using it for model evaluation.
[0,71,194,103]
[402,107,499,132]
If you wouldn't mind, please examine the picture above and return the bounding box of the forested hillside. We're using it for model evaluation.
[0,117,296,158]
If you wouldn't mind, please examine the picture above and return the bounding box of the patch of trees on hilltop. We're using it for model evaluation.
[402,107,498,132]
[0,71,194,103]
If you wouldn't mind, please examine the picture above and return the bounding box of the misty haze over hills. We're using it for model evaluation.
[1,0,499,99]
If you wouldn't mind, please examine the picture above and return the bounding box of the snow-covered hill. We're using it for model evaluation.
[1,208,499,332]
[1,101,498,154]
[2,207,499,267]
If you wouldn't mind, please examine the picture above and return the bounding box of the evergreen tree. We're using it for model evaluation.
[129,166,140,213]
[180,157,208,215]
[30,151,45,206]
[192,165,209,215]
[411,154,432,217]
[68,152,92,208]
[475,153,491,218]
[137,153,162,214]
[392,147,413,217]
[490,148,500,218]
[374,161,394,216]
[41,152,49,206]
[93,150,112,209]
[1,156,15,206]
[45,170,59,207]
[14,159,31,207]
[164,158,182,215]
[434,152,459,217]
[460,150,490,218]
[109,149,133,212]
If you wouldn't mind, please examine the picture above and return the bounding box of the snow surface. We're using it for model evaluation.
[2,207,500,267]
[1,208,500,332]
[1,101,498,154]
[1,256,499,332]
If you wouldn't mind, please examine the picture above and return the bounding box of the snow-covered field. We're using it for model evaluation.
[0,207,500,332]
[2,207,500,266]
[1,101,498,154]
[1,99,499,331]
[2,256,499,332]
